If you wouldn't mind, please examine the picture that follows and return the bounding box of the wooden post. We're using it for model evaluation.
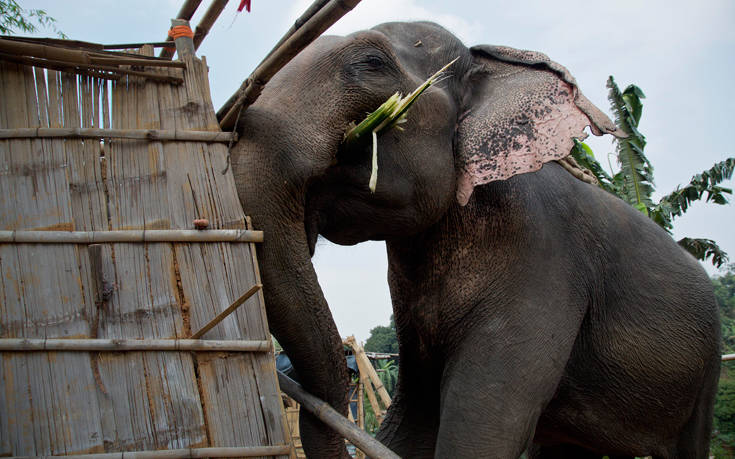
[171,19,196,60]
[345,336,392,410]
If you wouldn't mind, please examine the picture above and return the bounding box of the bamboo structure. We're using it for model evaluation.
[0,24,291,458]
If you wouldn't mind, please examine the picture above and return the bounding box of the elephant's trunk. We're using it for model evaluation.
[232,109,350,459]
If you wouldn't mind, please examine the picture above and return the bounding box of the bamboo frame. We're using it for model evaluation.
[218,0,364,130]
[8,445,291,458]
[0,230,263,244]
[0,127,236,142]
[0,338,272,352]
[191,284,263,339]
[277,371,400,459]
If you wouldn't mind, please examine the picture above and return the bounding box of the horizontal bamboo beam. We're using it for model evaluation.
[191,284,263,339]
[0,127,236,142]
[10,445,291,458]
[0,51,121,81]
[0,51,183,83]
[102,41,178,50]
[0,38,185,68]
[0,229,263,244]
[277,371,400,459]
[724,353,735,361]
[0,338,272,352]
[218,0,363,130]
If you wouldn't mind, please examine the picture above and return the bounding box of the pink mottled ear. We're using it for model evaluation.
[455,45,624,205]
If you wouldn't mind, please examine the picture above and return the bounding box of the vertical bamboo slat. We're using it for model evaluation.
[0,39,288,457]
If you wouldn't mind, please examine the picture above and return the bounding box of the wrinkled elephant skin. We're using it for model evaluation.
[229,22,720,458]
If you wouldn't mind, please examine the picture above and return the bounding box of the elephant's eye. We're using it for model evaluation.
[352,54,386,71]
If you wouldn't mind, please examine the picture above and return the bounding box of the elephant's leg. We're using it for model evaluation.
[434,301,583,458]
[375,382,440,459]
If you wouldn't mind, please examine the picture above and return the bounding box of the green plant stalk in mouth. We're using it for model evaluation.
[343,57,459,192]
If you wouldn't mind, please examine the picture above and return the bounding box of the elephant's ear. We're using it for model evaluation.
[455,45,624,205]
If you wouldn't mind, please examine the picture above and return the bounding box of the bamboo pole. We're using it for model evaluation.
[216,0,330,119]
[218,0,363,130]
[345,336,392,410]
[276,371,400,459]
[10,445,291,458]
[0,229,264,244]
[724,353,735,361]
[0,52,183,83]
[192,0,230,51]
[0,52,122,81]
[0,338,272,352]
[0,127,236,142]
[190,284,263,338]
[160,0,206,58]
[0,38,186,68]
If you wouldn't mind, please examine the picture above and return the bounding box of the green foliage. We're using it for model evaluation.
[713,268,735,354]
[712,373,735,457]
[606,77,655,214]
[570,77,734,267]
[0,0,65,37]
[364,314,399,354]
[375,359,399,397]
[712,267,735,456]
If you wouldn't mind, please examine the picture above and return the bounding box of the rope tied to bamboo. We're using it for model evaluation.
[168,25,195,39]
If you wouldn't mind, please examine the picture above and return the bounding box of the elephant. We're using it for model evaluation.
[226,21,721,458]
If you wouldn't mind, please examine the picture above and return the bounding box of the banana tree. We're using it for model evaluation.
[571,76,735,267]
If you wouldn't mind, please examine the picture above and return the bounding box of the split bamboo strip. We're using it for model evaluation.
[0,338,272,352]
[190,283,263,339]
[10,445,292,458]
[0,127,236,142]
[218,0,363,130]
[724,353,735,361]
[345,336,392,410]
[277,372,400,459]
[0,229,263,243]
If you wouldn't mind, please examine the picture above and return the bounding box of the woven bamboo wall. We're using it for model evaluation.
[0,44,291,457]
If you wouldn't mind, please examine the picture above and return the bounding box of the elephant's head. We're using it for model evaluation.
[229,21,619,457]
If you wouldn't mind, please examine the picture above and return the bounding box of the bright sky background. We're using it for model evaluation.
[22,0,735,341]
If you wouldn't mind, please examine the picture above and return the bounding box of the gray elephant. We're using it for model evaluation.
[226,21,721,458]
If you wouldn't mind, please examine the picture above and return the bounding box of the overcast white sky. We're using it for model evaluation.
[22,0,735,341]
